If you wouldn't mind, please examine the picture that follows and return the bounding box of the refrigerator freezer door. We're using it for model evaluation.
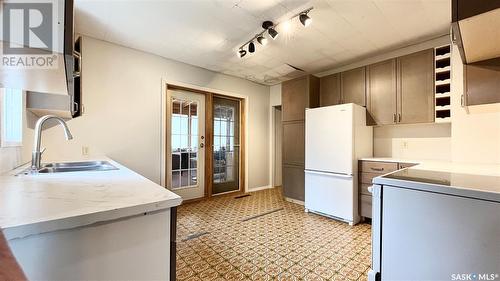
[305,170,354,222]
[305,105,353,174]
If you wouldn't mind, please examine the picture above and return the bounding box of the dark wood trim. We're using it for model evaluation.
[0,230,27,281]
[169,207,177,281]
[240,98,246,194]
[210,94,246,196]
[452,0,500,21]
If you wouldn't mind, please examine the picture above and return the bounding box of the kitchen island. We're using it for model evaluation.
[0,158,182,281]
[368,161,500,281]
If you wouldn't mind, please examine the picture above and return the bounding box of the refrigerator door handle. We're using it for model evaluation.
[304,170,353,178]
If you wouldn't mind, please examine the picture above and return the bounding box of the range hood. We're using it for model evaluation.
[452,1,500,64]
[0,0,82,118]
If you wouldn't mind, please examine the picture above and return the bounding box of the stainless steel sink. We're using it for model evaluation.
[19,161,118,175]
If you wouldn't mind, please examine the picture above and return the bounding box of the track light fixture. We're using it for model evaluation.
[299,12,312,27]
[236,7,313,58]
[248,42,256,53]
[257,35,268,45]
[268,27,279,40]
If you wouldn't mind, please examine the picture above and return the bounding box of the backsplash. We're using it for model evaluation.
[373,123,452,161]
[0,147,23,174]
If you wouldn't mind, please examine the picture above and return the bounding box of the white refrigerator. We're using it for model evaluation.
[304,103,372,225]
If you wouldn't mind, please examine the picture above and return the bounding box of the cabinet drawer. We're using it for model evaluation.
[360,184,372,195]
[360,194,372,218]
[398,162,417,169]
[361,161,398,173]
[360,172,382,185]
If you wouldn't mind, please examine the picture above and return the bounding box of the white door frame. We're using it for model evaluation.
[160,79,249,194]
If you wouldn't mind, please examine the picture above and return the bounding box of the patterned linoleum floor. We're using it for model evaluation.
[176,187,372,281]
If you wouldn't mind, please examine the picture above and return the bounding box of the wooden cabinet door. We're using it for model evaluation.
[367,59,397,125]
[320,73,341,106]
[282,77,308,122]
[398,49,435,124]
[341,67,366,106]
[282,121,305,165]
[283,164,305,201]
[465,57,500,106]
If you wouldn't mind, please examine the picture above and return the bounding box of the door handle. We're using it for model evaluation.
[304,170,353,178]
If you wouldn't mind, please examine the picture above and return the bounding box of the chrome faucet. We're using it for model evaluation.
[31,115,73,171]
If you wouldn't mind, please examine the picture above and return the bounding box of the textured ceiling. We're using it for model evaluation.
[75,0,451,85]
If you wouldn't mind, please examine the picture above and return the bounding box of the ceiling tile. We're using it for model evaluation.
[75,0,451,85]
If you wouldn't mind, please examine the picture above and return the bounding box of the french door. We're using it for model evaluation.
[167,90,205,200]
[212,96,241,195]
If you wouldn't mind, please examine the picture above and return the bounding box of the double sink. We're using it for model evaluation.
[19,161,118,175]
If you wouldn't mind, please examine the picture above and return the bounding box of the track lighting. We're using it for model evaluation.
[268,27,279,40]
[248,42,255,53]
[257,35,268,45]
[236,7,312,58]
[299,12,312,27]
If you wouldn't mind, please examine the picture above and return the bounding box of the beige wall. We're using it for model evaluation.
[373,124,451,161]
[0,147,23,173]
[18,36,271,189]
[450,44,500,164]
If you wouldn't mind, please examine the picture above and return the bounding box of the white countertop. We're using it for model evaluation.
[367,158,500,202]
[359,157,420,164]
[362,157,500,177]
[0,158,182,240]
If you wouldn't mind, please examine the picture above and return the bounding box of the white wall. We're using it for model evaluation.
[20,36,271,189]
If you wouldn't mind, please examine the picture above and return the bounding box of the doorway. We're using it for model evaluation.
[164,85,245,200]
[167,89,206,201]
[273,106,282,187]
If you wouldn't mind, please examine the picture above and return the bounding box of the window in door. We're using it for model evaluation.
[171,99,199,189]
[212,96,240,194]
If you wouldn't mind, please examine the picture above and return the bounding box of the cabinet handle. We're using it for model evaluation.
[398,113,401,122]
[370,167,384,172]
[393,113,397,123]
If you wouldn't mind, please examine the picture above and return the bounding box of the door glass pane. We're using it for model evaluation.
[171,98,199,190]
[212,97,240,194]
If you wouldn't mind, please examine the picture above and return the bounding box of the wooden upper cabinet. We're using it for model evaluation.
[281,75,319,122]
[341,67,366,106]
[465,57,500,106]
[367,59,397,125]
[319,73,341,106]
[397,49,435,124]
